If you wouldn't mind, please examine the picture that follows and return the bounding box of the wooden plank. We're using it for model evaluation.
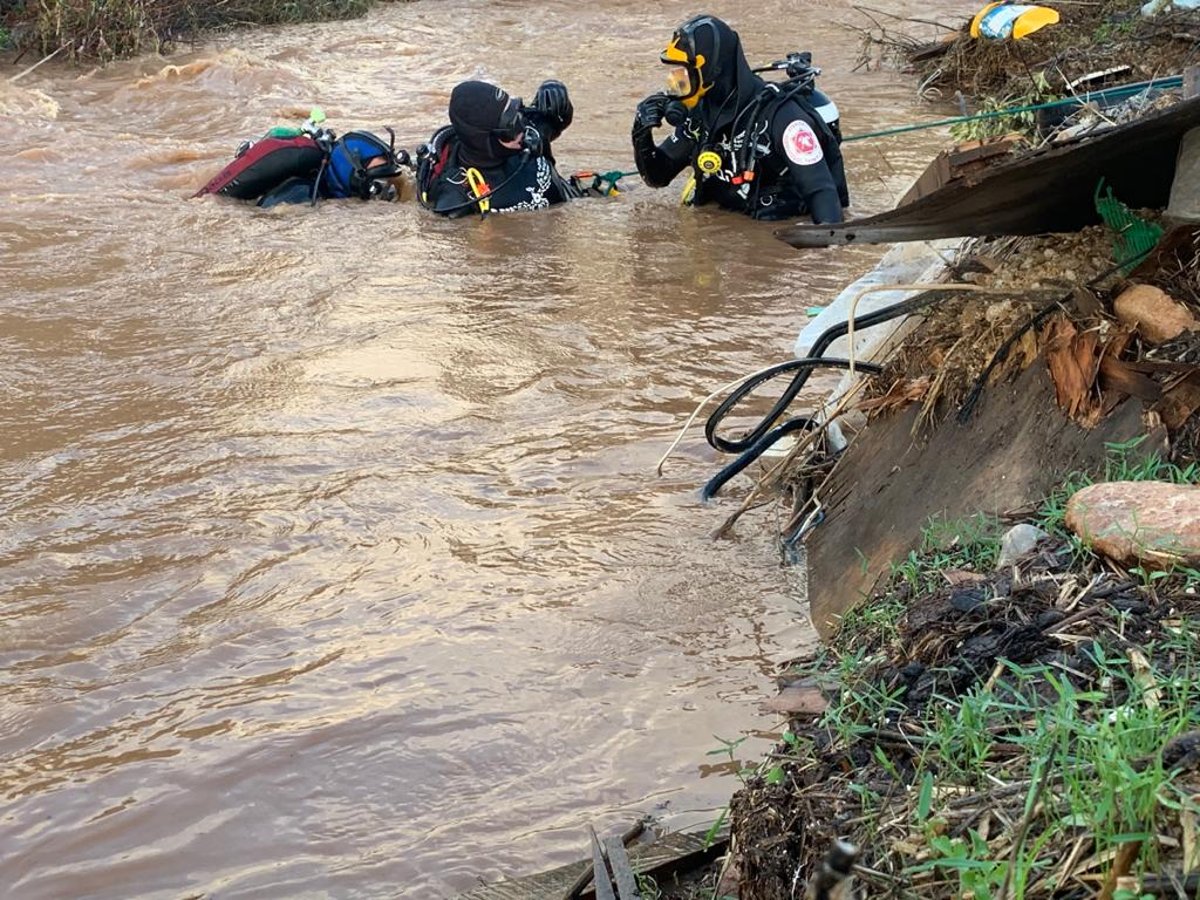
[457,863,588,900]
[1185,65,1200,100]
[588,827,616,900]
[779,94,1200,247]
[458,829,728,900]
[804,363,1149,639]
[947,138,1018,168]
[897,150,952,206]
[602,837,642,900]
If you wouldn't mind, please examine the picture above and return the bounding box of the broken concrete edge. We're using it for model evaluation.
[794,240,960,361]
[1165,125,1200,223]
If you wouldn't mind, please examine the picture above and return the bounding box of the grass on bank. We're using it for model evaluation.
[3,0,393,61]
[731,438,1200,899]
[808,637,1200,899]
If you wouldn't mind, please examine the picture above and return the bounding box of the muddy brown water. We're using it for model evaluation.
[1,0,966,896]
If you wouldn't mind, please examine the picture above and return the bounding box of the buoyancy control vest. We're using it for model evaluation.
[687,84,848,219]
[194,134,325,200]
[414,124,581,217]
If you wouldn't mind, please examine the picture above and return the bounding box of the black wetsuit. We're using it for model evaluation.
[633,17,849,223]
[422,120,579,216]
[421,81,580,217]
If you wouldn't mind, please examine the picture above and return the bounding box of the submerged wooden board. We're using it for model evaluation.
[457,830,727,900]
[603,837,642,900]
[805,364,1148,639]
[778,95,1200,247]
[589,828,617,900]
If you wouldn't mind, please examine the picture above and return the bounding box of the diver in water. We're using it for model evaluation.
[194,113,408,208]
[631,15,849,223]
[416,79,581,216]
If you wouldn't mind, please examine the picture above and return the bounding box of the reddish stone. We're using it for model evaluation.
[762,683,828,716]
[1113,284,1200,345]
[1065,481,1200,569]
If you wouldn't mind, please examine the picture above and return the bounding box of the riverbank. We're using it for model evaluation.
[0,0,407,61]
[725,455,1200,899]
[677,0,1200,897]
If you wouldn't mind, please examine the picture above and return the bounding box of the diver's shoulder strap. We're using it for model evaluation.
[417,125,462,207]
[765,88,838,148]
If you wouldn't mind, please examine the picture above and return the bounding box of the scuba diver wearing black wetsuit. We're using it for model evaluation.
[417,80,581,217]
[631,15,849,223]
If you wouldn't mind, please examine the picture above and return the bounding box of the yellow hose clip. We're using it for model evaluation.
[680,173,697,206]
[696,150,722,176]
[465,167,490,214]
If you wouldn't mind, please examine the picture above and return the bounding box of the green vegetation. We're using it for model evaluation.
[948,71,1058,144]
[1092,15,1138,45]
[764,597,1199,896]
[735,442,1200,897]
[2,0,396,61]
[891,511,1003,595]
[908,647,1200,897]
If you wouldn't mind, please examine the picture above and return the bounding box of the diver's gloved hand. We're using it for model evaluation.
[634,93,671,130]
[633,94,672,129]
[533,79,573,131]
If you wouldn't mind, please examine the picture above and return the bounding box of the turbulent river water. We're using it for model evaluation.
[1,0,964,896]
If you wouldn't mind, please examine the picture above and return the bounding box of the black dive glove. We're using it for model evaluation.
[533,79,573,131]
[634,93,671,130]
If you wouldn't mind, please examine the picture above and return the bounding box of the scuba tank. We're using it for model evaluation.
[691,50,841,186]
[728,51,843,184]
[754,51,842,143]
[808,88,842,143]
[681,48,847,218]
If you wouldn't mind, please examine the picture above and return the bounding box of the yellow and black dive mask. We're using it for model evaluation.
[660,17,720,109]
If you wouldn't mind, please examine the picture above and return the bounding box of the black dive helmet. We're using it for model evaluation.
[448,81,533,168]
[660,14,760,123]
[660,15,721,109]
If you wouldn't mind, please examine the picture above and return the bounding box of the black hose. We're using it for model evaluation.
[702,416,819,500]
[310,156,328,207]
[701,286,1055,500]
[704,289,963,455]
[704,356,881,454]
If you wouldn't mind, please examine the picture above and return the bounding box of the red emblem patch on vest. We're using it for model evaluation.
[783,120,824,166]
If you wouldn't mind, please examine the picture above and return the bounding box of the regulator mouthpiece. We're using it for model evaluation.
[521,125,543,156]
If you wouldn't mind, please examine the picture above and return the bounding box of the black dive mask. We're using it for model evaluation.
[492,96,526,143]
